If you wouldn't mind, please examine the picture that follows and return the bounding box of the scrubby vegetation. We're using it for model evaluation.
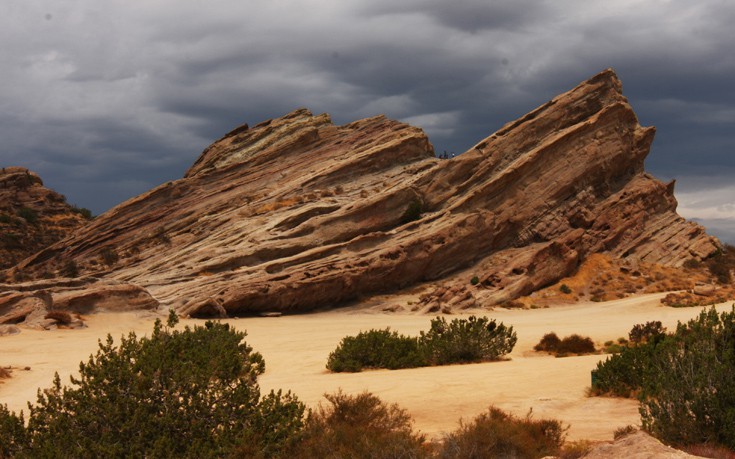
[0,311,305,457]
[288,390,428,458]
[327,316,517,372]
[400,199,424,224]
[534,332,596,356]
[326,329,426,372]
[0,320,568,459]
[420,316,517,365]
[439,407,566,458]
[706,244,735,284]
[592,307,735,450]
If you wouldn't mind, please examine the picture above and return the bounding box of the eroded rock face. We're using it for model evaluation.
[0,278,159,327]
[8,69,720,316]
[0,167,92,271]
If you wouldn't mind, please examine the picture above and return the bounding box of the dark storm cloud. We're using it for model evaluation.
[1,1,733,241]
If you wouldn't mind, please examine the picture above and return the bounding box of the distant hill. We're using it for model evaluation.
[0,167,91,273]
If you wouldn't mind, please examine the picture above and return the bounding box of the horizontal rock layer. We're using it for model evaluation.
[9,69,719,316]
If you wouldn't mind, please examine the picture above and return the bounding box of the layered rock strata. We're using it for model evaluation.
[8,69,719,316]
[0,167,91,270]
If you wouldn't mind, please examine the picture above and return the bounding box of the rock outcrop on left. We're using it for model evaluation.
[0,167,91,271]
[5,69,722,318]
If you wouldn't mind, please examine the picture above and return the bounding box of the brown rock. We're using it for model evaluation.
[581,431,697,458]
[0,167,91,272]
[8,69,721,316]
[0,278,158,326]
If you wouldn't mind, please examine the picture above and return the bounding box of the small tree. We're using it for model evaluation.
[16,311,305,457]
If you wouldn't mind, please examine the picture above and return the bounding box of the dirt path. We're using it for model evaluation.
[1,294,731,441]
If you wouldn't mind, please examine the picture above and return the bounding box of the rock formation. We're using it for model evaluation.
[0,278,158,327]
[5,69,720,318]
[0,167,91,271]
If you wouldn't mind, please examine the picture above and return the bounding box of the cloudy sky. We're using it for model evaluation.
[2,1,733,243]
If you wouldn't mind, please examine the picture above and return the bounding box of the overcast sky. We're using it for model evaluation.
[2,1,733,243]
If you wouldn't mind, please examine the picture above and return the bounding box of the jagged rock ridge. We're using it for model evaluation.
[0,167,91,271]
[7,69,720,318]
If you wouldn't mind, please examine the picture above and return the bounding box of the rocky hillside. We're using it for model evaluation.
[0,167,91,272]
[5,69,720,318]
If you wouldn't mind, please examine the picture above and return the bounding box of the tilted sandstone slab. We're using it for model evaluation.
[9,69,719,316]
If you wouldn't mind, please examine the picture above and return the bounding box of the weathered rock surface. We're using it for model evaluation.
[7,69,720,316]
[0,278,158,327]
[580,431,697,458]
[0,167,91,271]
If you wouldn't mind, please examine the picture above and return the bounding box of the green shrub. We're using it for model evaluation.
[439,407,566,459]
[639,307,735,449]
[0,404,27,458]
[70,205,93,219]
[326,316,517,372]
[6,311,305,457]
[326,329,426,372]
[16,207,38,224]
[559,284,572,294]
[0,213,12,224]
[289,391,428,458]
[420,316,517,365]
[628,321,666,344]
[400,199,424,224]
[470,275,479,286]
[706,244,734,284]
[592,307,735,450]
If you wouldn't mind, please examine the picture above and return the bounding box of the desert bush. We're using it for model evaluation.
[628,321,666,344]
[289,390,428,458]
[0,404,27,458]
[438,407,566,459]
[16,207,38,224]
[419,316,517,365]
[70,205,93,219]
[44,310,72,325]
[639,307,735,449]
[470,275,479,286]
[559,284,572,294]
[613,425,638,440]
[326,329,426,372]
[534,332,562,352]
[327,316,516,372]
[9,311,304,457]
[401,199,424,224]
[534,333,595,356]
[60,259,79,278]
[100,246,119,266]
[592,307,735,450]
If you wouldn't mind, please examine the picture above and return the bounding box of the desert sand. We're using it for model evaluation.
[1,293,732,442]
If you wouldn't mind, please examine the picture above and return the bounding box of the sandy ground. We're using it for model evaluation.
[1,293,732,442]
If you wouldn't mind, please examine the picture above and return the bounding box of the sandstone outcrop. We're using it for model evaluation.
[7,69,720,317]
[0,278,158,328]
[0,167,91,271]
[580,431,697,458]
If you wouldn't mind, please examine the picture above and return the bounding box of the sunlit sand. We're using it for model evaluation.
[1,293,732,441]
